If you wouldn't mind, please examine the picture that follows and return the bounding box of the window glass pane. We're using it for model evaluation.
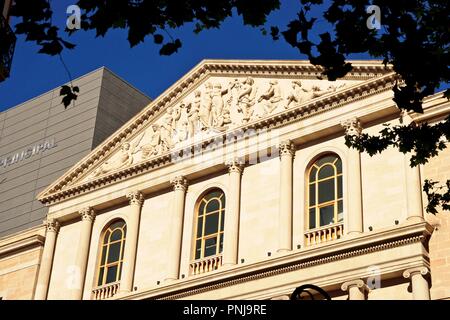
[309,208,316,229]
[100,246,107,265]
[198,201,205,216]
[105,265,118,284]
[110,229,122,242]
[107,242,121,264]
[338,200,343,222]
[204,238,217,257]
[319,205,334,226]
[195,239,202,260]
[309,167,317,182]
[103,231,110,244]
[221,193,226,208]
[309,184,316,206]
[219,234,224,253]
[337,176,342,198]
[207,191,222,200]
[318,179,335,203]
[318,165,334,179]
[220,212,225,231]
[97,267,104,286]
[196,216,203,238]
[206,199,220,213]
[335,158,342,174]
[110,221,124,230]
[204,213,219,235]
[316,156,336,167]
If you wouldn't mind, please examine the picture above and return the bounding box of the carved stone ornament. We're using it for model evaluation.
[279,140,296,158]
[403,266,430,279]
[44,219,60,233]
[226,158,245,174]
[126,190,144,206]
[92,134,145,177]
[38,61,397,205]
[341,279,369,292]
[341,117,362,136]
[79,207,95,222]
[170,176,188,192]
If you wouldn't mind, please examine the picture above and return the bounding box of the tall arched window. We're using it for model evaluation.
[307,154,343,230]
[193,189,226,260]
[97,220,126,286]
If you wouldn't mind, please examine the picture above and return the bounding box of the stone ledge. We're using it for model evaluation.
[117,221,432,300]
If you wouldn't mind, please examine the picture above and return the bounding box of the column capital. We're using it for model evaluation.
[44,219,60,233]
[341,279,369,292]
[279,140,295,158]
[170,176,188,192]
[341,117,362,136]
[126,190,144,206]
[79,207,95,222]
[226,158,245,174]
[403,266,430,279]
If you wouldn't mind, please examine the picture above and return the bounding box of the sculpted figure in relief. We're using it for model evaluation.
[199,82,213,129]
[160,108,175,150]
[211,83,231,128]
[286,80,309,109]
[258,80,282,115]
[140,124,163,159]
[236,77,257,123]
[185,91,201,138]
[311,83,346,98]
[93,133,144,176]
[177,120,189,142]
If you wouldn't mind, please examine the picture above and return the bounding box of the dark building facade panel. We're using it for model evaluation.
[0,67,151,237]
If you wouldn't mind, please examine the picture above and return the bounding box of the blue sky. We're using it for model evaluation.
[0,1,371,111]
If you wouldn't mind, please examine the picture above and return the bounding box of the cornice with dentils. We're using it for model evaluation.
[37,60,396,205]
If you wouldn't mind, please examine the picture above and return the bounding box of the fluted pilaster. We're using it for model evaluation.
[120,191,144,294]
[223,158,244,266]
[278,140,295,252]
[71,207,96,299]
[165,176,188,281]
[35,219,60,300]
[341,117,363,235]
[403,267,430,300]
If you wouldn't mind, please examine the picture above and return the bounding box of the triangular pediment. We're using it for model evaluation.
[38,59,395,204]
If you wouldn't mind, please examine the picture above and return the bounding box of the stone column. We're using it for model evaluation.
[278,140,295,253]
[223,159,244,266]
[72,207,95,300]
[35,219,60,300]
[341,118,364,235]
[403,267,430,300]
[165,176,188,282]
[401,112,424,222]
[341,279,369,300]
[120,191,144,294]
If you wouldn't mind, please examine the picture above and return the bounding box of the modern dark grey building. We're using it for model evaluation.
[0,67,151,237]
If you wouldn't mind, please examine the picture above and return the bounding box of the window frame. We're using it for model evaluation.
[95,219,127,287]
[192,188,226,261]
[306,154,343,230]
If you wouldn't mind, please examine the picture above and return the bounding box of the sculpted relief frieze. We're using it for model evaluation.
[91,77,352,178]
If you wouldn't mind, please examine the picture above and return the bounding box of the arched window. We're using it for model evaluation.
[97,220,126,286]
[193,189,225,260]
[307,154,343,229]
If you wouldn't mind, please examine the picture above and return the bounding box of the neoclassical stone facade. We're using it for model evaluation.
[1,60,449,300]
